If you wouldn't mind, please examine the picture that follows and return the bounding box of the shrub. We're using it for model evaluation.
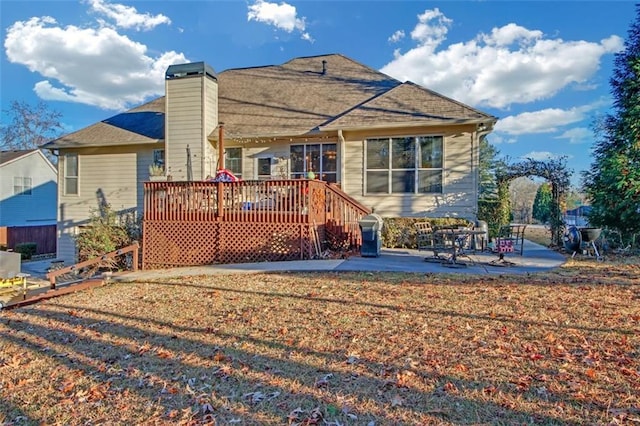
[15,242,37,260]
[75,204,139,272]
[380,217,472,249]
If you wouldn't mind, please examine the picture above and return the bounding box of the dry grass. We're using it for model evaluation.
[524,225,553,247]
[1,259,639,425]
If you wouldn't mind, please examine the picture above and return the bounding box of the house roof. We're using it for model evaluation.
[0,149,57,174]
[44,97,165,149]
[0,149,35,166]
[44,53,496,149]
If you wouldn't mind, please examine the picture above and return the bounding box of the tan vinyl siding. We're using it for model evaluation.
[56,146,156,263]
[203,77,218,178]
[225,140,293,180]
[166,77,204,181]
[166,75,218,181]
[340,124,477,219]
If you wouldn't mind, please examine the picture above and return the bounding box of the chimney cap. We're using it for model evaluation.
[166,62,217,80]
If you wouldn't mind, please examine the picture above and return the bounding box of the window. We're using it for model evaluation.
[257,157,272,179]
[225,147,242,178]
[65,153,78,195]
[13,177,32,195]
[365,135,443,194]
[290,143,337,183]
[153,149,165,168]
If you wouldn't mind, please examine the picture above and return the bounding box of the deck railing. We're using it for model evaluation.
[142,179,371,267]
[144,179,369,225]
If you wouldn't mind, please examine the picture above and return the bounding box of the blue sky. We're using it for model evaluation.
[1,1,636,187]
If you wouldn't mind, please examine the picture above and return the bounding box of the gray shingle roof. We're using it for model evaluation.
[44,53,496,149]
[44,97,164,149]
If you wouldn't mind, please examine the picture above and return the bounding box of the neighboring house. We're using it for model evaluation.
[0,149,57,227]
[564,206,592,227]
[43,53,496,263]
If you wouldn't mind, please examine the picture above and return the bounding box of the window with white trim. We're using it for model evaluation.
[64,153,78,195]
[225,147,242,178]
[257,157,272,179]
[153,149,165,168]
[13,177,32,195]
[365,136,443,194]
[290,143,337,182]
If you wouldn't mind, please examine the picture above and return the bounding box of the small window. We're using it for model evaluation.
[225,147,242,178]
[13,177,32,196]
[65,153,78,195]
[153,149,165,167]
[257,157,272,179]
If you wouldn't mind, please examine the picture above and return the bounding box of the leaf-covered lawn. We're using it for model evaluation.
[1,257,638,425]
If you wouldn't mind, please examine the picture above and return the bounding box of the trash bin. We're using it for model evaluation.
[473,220,488,251]
[359,213,383,257]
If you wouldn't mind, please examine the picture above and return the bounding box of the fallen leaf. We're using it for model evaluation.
[391,395,404,407]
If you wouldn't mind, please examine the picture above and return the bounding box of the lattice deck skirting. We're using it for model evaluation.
[142,220,315,269]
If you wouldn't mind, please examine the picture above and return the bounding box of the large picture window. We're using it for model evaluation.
[64,153,78,195]
[290,143,337,183]
[366,136,443,194]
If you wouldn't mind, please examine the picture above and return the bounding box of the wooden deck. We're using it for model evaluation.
[142,180,370,269]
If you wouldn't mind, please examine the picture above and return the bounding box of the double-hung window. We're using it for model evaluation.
[13,177,32,195]
[65,153,78,195]
[225,147,242,178]
[365,135,443,194]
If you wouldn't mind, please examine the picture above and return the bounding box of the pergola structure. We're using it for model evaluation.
[496,157,571,246]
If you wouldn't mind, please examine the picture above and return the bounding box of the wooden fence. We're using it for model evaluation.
[0,225,57,255]
[142,180,370,269]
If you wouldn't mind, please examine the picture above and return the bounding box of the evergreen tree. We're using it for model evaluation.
[532,182,552,224]
[478,135,502,200]
[582,6,640,243]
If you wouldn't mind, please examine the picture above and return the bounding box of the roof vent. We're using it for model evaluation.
[322,60,327,75]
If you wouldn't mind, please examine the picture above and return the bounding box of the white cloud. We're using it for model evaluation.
[4,16,187,110]
[380,9,624,109]
[495,102,605,135]
[88,0,171,31]
[521,151,570,161]
[555,127,593,144]
[488,134,516,145]
[410,8,452,50]
[247,0,313,42]
[388,30,405,44]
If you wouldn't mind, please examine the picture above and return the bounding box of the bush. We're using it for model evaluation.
[14,242,37,260]
[75,204,139,271]
[380,217,472,249]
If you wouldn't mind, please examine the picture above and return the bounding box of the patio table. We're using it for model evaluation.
[432,228,487,267]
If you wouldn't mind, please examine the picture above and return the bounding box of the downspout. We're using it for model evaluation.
[338,129,346,187]
[218,123,225,171]
[471,129,477,219]
[201,78,206,180]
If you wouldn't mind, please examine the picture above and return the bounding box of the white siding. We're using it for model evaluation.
[0,151,57,226]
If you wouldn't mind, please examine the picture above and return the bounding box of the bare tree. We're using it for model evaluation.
[0,100,63,151]
[509,177,539,223]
